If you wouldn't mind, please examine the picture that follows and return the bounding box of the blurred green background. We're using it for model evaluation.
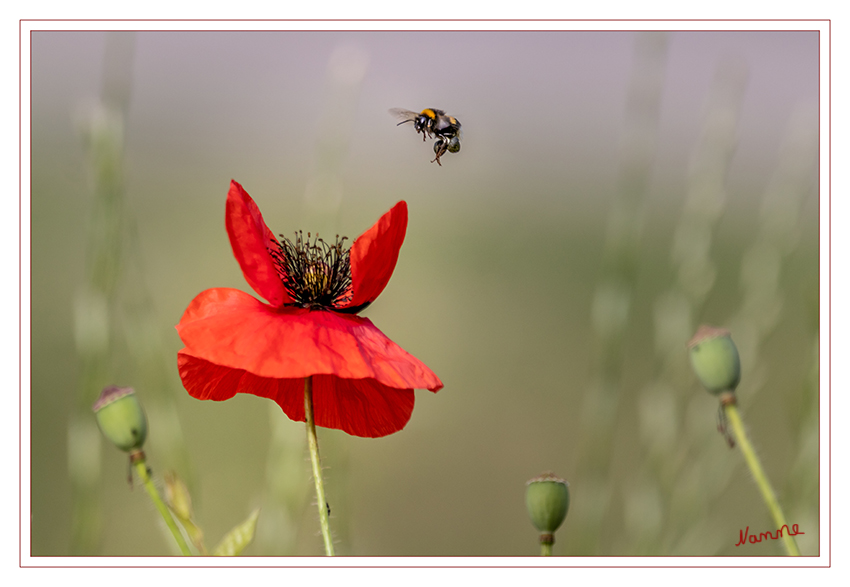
[30,30,819,557]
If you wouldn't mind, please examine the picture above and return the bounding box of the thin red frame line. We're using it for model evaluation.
[19,21,830,568]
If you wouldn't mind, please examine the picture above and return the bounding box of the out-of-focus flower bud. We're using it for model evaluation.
[92,385,147,452]
[526,472,570,539]
[688,325,741,395]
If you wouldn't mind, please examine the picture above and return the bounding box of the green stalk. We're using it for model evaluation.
[304,376,334,556]
[131,452,192,556]
[723,401,800,556]
[540,540,553,556]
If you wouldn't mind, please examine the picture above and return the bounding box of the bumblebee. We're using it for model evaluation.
[390,107,462,165]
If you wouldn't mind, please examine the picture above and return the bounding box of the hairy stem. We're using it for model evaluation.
[724,401,800,556]
[132,452,192,556]
[304,376,334,556]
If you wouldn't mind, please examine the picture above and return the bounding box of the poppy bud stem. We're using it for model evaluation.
[130,450,193,556]
[304,376,335,556]
[539,534,554,556]
[721,394,800,556]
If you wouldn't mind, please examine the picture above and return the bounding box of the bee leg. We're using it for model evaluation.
[431,139,447,165]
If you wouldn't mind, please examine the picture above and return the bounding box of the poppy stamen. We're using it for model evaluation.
[270,231,353,309]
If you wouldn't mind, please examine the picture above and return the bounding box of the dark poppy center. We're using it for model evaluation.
[269,231,353,310]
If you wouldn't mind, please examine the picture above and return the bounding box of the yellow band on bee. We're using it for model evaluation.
[420,108,436,118]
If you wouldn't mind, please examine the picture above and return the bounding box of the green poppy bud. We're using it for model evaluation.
[688,325,741,395]
[92,385,148,452]
[526,472,570,537]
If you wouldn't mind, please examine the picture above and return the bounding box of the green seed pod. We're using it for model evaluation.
[525,472,570,535]
[688,325,741,395]
[92,385,148,451]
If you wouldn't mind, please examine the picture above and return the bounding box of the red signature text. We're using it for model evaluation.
[735,524,804,547]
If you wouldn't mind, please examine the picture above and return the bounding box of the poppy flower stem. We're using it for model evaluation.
[130,451,193,556]
[722,396,800,556]
[304,376,335,556]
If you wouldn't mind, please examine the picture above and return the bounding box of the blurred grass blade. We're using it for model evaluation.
[164,471,207,554]
[213,509,261,556]
[177,517,206,555]
[70,32,135,554]
[574,33,669,555]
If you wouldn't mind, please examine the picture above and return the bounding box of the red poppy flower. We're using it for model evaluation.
[176,180,442,438]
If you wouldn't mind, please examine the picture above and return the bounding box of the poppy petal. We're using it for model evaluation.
[339,201,408,310]
[225,180,291,307]
[176,287,443,392]
[177,353,416,437]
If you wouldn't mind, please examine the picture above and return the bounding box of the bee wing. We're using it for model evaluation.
[389,108,419,125]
